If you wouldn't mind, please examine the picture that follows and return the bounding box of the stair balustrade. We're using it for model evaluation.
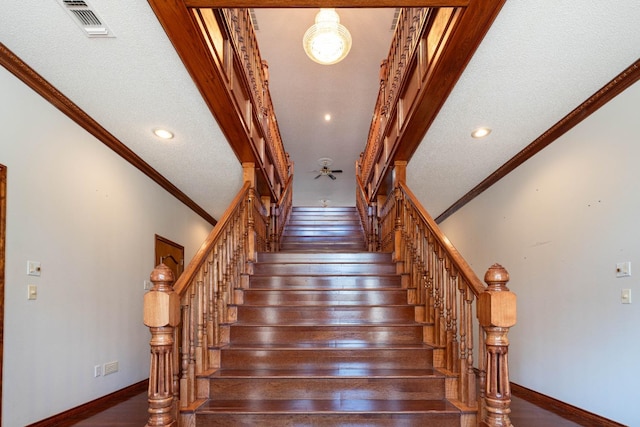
[269,175,293,252]
[356,179,516,426]
[144,181,273,426]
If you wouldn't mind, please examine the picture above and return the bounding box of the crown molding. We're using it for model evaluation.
[0,43,216,226]
[436,59,640,223]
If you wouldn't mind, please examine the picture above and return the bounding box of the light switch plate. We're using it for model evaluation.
[616,261,631,278]
[621,289,632,304]
[27,260,41,276]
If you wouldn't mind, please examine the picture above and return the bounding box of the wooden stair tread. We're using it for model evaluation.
[192,205,467,425]
[211,368,442,377]
[224,342,432,349]
[198,398,460,413]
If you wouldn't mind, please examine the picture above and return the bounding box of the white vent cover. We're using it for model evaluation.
[57,0,115,37]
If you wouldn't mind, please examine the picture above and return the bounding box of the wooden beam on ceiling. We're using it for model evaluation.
[184,0,470,7]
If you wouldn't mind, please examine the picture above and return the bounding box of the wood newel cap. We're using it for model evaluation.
[479,264,516,328]
[484,263,510,291]
[144,264,180,328]
[149,263,175,292]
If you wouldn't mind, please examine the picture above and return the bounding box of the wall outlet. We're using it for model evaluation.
[104,360,119,376]
[94,365,102,377]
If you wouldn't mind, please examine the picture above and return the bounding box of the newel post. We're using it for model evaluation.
[392,161,407,265]
[243,163,257,262]
[143,264,180,427]
[478,264,516,427]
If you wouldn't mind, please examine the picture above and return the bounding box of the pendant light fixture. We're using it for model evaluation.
[303,8,352,65]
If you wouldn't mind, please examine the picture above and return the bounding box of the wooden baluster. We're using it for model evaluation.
[196,278,205,374]
[270,203,278,252]
[187,287,196,403]
[425,233,435,325]
[447,263,459,373]
[458,284,476,406]
[479,264,516,427]
[179,300,189,409]
[144,264,180,427]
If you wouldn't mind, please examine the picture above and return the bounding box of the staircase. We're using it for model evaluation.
[195,207,466,426]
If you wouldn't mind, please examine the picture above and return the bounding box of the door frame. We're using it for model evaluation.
[154,234,184,281]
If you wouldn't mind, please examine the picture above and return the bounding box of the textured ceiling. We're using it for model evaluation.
[1,1,639,221]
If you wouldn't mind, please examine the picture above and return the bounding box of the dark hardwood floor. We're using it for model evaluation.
[61,391,588,427]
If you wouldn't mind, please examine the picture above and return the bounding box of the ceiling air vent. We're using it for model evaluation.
[57,0,115,37]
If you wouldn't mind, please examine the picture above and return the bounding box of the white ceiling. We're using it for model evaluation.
[1,1,639,221]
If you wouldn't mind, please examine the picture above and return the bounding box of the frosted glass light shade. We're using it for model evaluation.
[303,9,352,65]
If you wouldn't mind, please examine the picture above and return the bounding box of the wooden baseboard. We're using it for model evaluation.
[26,379,148,427]
[511,382,627,427]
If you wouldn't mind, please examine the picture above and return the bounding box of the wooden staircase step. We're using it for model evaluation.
[257,252,392,263]
[192,205,466,425]
[248,275,401,289]
[241,289,408,305]
[283,228,363,237]
[209,370,445,400]
[253,263,394,275]
[236,305,416,323]
[196,399,460,427]
[279,243,367,252]
[220,345,434,369]
[229,324,425,345]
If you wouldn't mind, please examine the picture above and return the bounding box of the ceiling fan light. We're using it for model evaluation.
[303,9,352,65]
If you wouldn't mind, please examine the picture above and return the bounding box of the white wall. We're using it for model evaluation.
[1,67,220,425]
[427,82,640,425]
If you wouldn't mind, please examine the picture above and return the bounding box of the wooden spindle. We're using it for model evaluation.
[479,264,516,427]
[144,264,180,427]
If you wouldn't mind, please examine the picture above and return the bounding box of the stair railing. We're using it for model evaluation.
[143,181,270,427]
[356,174,378,252]
[372,181,516,427]
[269,174,293,252]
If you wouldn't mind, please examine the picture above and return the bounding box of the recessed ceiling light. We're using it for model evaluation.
[324,114,331,122]
[471,127,491,139]
[153,128,174,140]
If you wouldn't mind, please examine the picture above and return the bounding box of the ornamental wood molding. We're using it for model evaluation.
[436,59,640,223]
[357,0,507,198]
[0,43,217,226]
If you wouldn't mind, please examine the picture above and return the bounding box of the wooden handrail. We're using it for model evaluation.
[143,181,270,426]
[365,180,515,426]
[173,182,250,296]
[398,182,485,297]
[270,174,293,251]
[148,2,292,201]
[359,1,506,200]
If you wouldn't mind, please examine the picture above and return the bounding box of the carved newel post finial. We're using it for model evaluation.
[144,264,179,427]
[479,264,516,427]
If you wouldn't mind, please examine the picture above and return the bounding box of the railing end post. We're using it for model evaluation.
[479,264,516,427]
[144,263,179,427]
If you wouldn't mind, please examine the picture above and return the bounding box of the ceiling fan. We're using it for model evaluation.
[315,165,343,180]
[314,158,342,180]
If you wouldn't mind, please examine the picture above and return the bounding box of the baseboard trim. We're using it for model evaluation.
[511,382,627,427]
[26,379,148,427]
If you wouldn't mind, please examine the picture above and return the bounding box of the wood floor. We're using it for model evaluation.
[61,390,589,427]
